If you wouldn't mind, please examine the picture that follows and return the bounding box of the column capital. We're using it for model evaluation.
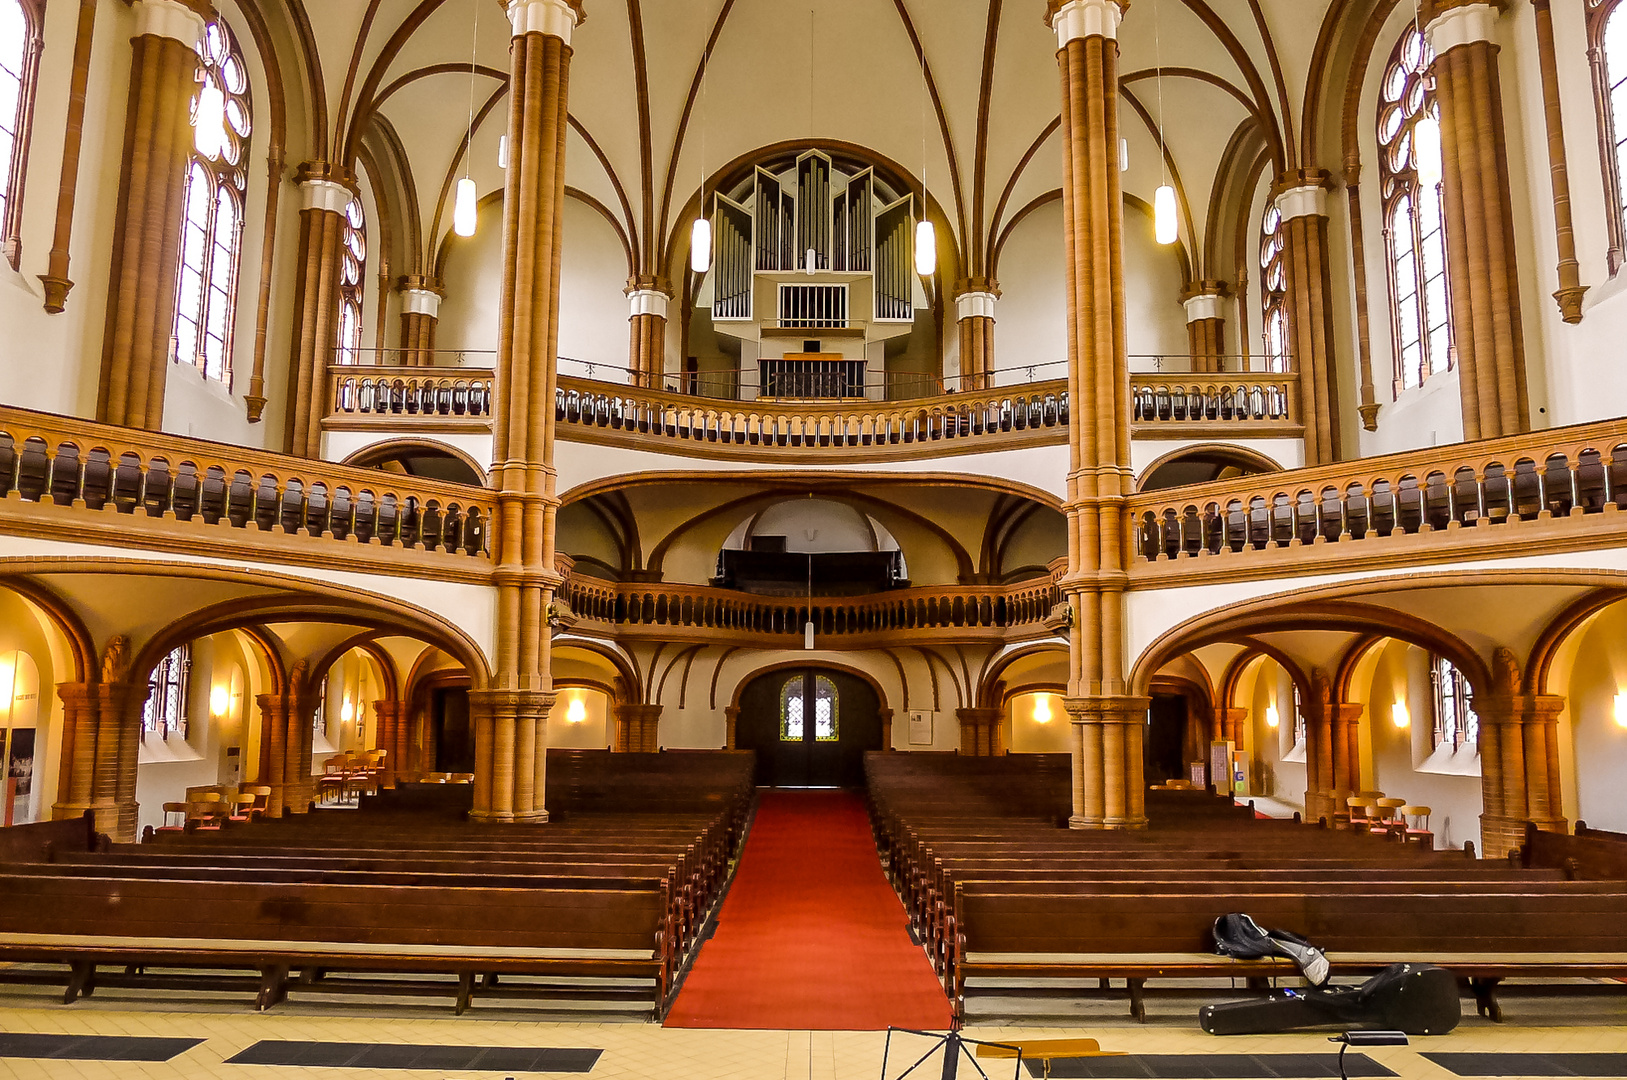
[1181,290,1226,323]
[133,0,210,46]
[295,163,355,213]
[955,290,998,321]
[509,0,584,43]
[1273,172,1333,221]
[400,286,443,318]
[1423,1,1504,55]
[1047,0,1124,45]
[626,288,670,319]
[1063,695,1151,724]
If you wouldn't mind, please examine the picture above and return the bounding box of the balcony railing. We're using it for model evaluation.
[554,376,1070,453]
[1128,416,1627,566]
[559,576,1063,639]
[327,366,495,422]
[1130,372,1299,427]
[0,407,492,560]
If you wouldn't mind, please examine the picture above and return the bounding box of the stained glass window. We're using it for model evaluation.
[0,0,42,269]
[172,18,251,384]
[1590,1,1627,270]
[779,674,839,742]
[1259,205,1288,373]
[1432,656,1477,750]
[143,644,191,740]
[336,197,365,365]
[1379,26,1452,392]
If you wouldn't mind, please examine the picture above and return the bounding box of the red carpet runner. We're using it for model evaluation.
[663,790,953,1030]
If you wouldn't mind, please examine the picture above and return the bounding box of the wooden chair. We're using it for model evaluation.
[243,785,271,817]
[318,755,349,804]
[1346,795,1378,830]
[187,792,225,830]
[156,802,189,832]
[1401,805,1434,849]
[227,794,258,823]
[1371,797,1407,837]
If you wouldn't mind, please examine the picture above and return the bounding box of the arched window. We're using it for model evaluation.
[336,197,366,365]
[313,675,328,735]
[1379,27,1452,392]
[172,18,251,385]
[1259,205,1288,373]
[143,645,192,741]
[1590,0,1627,272]
[0,0,44,269]
[780,673,838,742]
[1431,656,1477,750]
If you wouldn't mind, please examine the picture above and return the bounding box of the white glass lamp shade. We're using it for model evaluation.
[804,621,815,650]
[194,84,227,160]
[914,219,936,276]
[453,177,478,237]
[498,134,509,169]
[1414,115,1443,188]
[1154,184,1178,245]
[1119,137,1129,173]
[691,217,713,273]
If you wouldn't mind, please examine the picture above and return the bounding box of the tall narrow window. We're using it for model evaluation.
[172,18,252,385]
[779,673,839,742]
[1431,656,1477,750]
[1291,682,1306,749]
[143,645,192,741]
[1259,205,1288,373]
[336,197,366,365]
[0,0,43,269]
[1379,27,1452,392]
[1590,0,1627,272]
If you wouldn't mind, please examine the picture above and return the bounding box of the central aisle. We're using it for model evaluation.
[663,790,953,1030]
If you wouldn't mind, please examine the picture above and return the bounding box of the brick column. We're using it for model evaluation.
[397,277,443,366]
[878,707,894,752]
[724,705,740,750]
[956,707,1004,757]
[627,278,669,388]
[51,677,146,842]
[1181,281,1229,372]
[283,164,354,457]
[1474,650,1566,857]
[372,698,405,788]
[1274,173,1341,465]
[469,0,584,824]
[613,703,662,753]
[95,0,213,430]
[954,282,999,391]
[1214,707,1248,747]
[1425,0,1530,439]
[1330,701,1364,798]
[1049,0,1147,829]
[255,691,290,816]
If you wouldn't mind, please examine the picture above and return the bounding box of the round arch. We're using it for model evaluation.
[340,438,488,486]
[725,657,890,715]
[1136,443,1285,492]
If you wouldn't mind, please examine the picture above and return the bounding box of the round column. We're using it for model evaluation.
[398,278,444,367]
[954,283,999,391]
[627,280,670,388]
[284,165,355,457]
[1180,282,1228,372]
[1274,174,1342,465]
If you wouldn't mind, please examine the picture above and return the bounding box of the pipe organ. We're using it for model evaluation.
[700,150,925,401]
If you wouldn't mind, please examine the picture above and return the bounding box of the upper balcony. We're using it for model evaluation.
[321,353,1303,467]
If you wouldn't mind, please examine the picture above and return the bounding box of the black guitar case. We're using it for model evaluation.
[1199,962,1462,1036]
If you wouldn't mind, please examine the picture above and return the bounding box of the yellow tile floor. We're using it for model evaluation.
[0,986,1621,1079]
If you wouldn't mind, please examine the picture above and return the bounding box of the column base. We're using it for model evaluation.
[1480,812,1568,859]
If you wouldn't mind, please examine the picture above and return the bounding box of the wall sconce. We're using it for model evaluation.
[1032,696,1053,724]
[340,697,354,724]
[567,698,586,724]
[1615,692,1627,729]
[1264,705,1279,729]
[210,685,230,718]
[1391,702,1410,729]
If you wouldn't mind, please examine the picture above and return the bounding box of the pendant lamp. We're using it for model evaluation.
[453,177,478,237]
[1154,185,1178,245]
[691,217,713,273]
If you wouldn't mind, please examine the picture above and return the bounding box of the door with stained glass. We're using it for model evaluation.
[736,667,882,787]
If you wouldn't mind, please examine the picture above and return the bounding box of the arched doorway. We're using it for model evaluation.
[736,667,882,787]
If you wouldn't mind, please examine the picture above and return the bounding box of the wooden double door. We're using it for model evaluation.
[736,667,882,787]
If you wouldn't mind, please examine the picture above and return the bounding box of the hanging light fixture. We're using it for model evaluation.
[1152,0,1177,245]
[194,81,227,160]
[497,134,509,170]
[691,48,713,273]
[804,497,816,650]
[915,45,937,278]
[1414,113,1442,188]
[454,1,480,238]
[1119,137,1129,173]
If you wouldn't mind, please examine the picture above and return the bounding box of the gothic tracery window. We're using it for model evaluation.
[1590,0,1627,272]
[1431,656,1477,751]
[780,673,838,742]
[143,645,192,741]
[1379,26,1452,392]
[336,197,366,365]
[0,0,43,269]
[1259,206,1288,373]
[172,18,251,385]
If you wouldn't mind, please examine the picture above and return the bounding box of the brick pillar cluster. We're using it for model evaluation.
[1274,173,1341,465]
[51,670,147,843]
[1474,649,1567,858]
[1181,281,1229,372]
[613,703,662,753]
[627,279,669,388]
[955,282,998,391]
[283,164,355,457]
[397,276,443,366]
[956,707,1004,756]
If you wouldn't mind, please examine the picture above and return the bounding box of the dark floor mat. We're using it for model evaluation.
[225,1039,602,1071]
[1423,1053,1627,1077]
[1032,1054,1396,1078]
[0,1033,203,1061]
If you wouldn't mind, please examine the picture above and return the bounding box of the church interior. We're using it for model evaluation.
[1,0,1626,1076]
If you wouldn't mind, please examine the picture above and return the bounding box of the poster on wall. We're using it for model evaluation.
[5,729,33,826]
[908,711,933,745]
